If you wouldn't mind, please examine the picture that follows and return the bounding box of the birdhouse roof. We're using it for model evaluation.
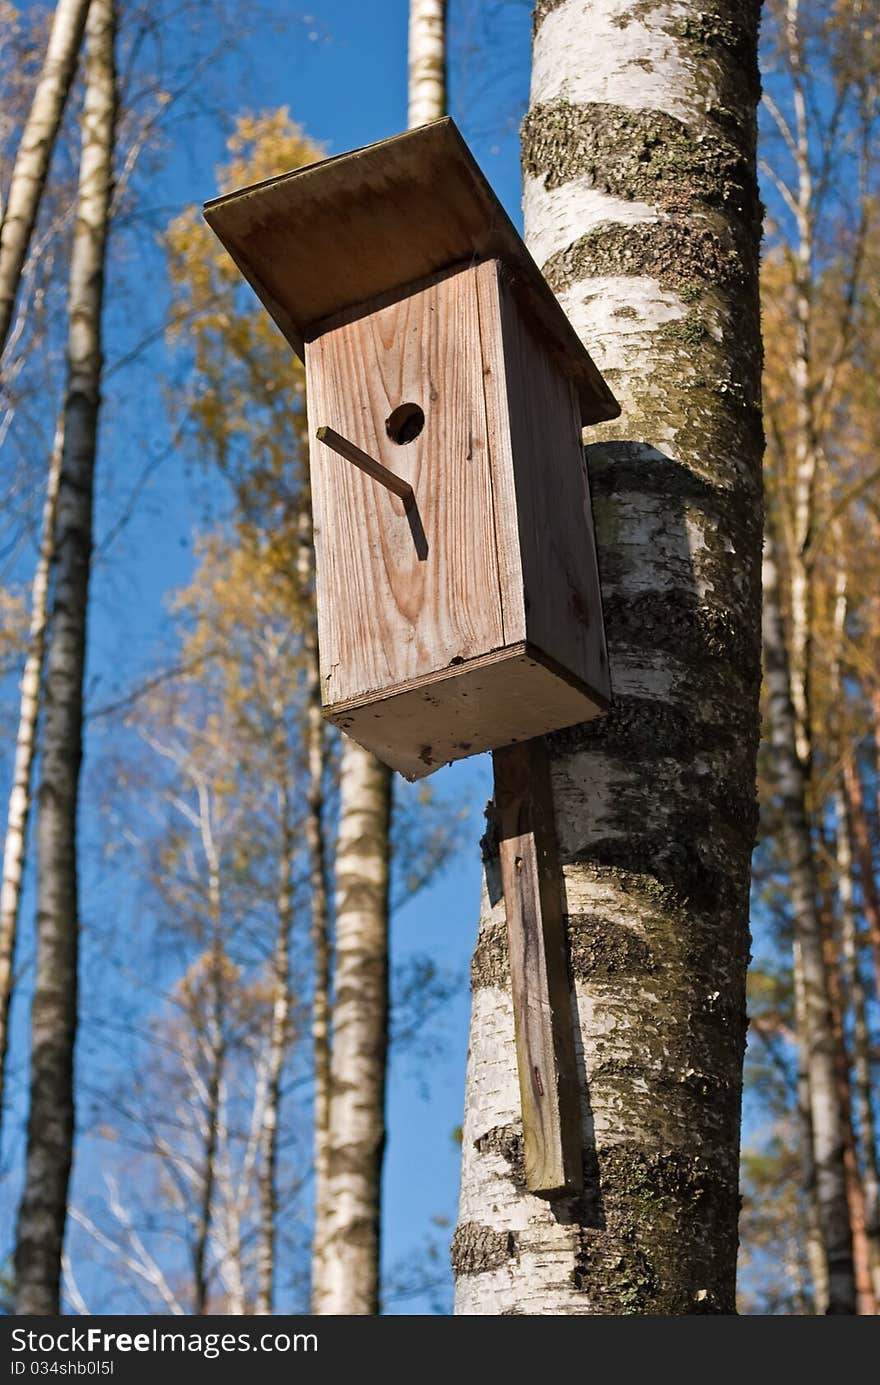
[204,116,619,426]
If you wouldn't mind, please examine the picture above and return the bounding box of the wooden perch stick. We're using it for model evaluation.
[316,425,414,503]
[493,739,583,1197]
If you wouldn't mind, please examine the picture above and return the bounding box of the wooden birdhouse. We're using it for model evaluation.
[204,117,618,780]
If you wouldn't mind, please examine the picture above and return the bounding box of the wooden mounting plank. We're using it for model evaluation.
[203,117,619,426]
[493,739,583,1197]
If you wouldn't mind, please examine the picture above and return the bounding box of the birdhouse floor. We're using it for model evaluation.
[324,640,607,781]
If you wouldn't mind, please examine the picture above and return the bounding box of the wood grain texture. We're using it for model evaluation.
[326,643,605,781]
[493,739,582,1198]
[315,426,413,502]
[473,260,525,649]
[306,266,504,707]
[203,117,619,425]
[492,265,611,704]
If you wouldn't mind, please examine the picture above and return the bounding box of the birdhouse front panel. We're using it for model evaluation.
[306,267,506,707]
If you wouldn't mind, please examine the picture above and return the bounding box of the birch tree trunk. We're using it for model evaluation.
[313,739,391,1315]
[793,944,830,1313]
[873,685,880,835]
[313,0,445,1314]
[821,557,875,1313]
[297,506,334,1314]
[454,0,764,1312]
[192,957,224,1315]
[407,0,446,129]
[13,0,115,1316]
[762,527,855,1313]
[306,681,332,1309]
[256,770,294,1315]
[817,864,875,1314]
[0,0,91,364]
[454,0,763,1314]
[781,0,819,772]
[192,796,225,1316]
[835,789,880,1301]
[0,420,63,1133]
[842,754,880,986]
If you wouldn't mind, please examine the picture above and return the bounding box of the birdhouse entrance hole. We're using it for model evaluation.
[386,402,425,445]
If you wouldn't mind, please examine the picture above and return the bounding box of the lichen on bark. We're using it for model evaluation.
[522,101,750,214]
[451,1224,519,1276]
[470,919,509,991]
[569,1145,736,1313]
[473,1124,526,1188]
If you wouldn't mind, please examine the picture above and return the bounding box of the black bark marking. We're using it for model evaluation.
[451,1223,519,1276]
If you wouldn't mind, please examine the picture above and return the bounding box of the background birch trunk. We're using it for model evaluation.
[192,811,225,1316]
[834,787,880,1301]
[255,763,294,1315]
[407,0,446,129]
[762,526,856,1313]
[313,0,445,1314]
[756,0,880,1313]
[299,506,334,1313]
[13,0,115,1316]
[779,0,818,771]
[827,555,879,1310]
[842,755,880,983]
[313,739,391,1315]
[0,419,63,1134]
[793,947,830,1313]
[828,556,880,1303]
[454,0,763,1314]
[305,675,332,1308]
[0,0,91,364]
[816,860,874,1313]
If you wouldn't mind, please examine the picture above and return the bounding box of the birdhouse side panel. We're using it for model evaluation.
[496,275,610,704]
[473,260,527,648]
[305,269,505,709]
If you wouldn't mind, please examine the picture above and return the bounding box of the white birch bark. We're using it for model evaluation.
[0,0,91,363]
[191,790,224,1316]
[762,525,855,1313]
[793,941,830,1313]
[13,0,115,1315]
[305,681,332,1310]
[0,419,63,1131]
[835,785,880,1302]
[830,564,880,1303]
[827,551,878,1313]
[256,767,293,1315]
[455,0,764,1314]
[313,739,391,1315]
[843,751,880,986]
[781,0,818,771]
[296,508,334,1313]
[407,0,446,129]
